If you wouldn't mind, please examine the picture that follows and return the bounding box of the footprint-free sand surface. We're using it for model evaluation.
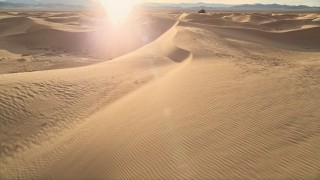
[1,11,320,179]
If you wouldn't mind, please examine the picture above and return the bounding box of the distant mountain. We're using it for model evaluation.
[141,3,233,8]
[0,2,319,11]
[233,3,320,10]
[0,2,26,7]
[140,2,320,11]
[33,3,84,9]
[0,0,90,6]
[0,2,86,9]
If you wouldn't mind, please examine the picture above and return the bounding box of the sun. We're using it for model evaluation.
[101,0,138,23]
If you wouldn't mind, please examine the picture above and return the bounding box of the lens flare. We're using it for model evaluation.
[100,0,138,23]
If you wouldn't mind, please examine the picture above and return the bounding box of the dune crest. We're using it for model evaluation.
[180,12,320,51]
[0,12,175,74]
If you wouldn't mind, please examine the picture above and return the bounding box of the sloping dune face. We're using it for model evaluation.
[182,12,320,51]
[183,12,320,32]
[0,11,175,74]
[1,11,320,179]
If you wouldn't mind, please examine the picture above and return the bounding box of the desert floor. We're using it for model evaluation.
[1,10,320,179]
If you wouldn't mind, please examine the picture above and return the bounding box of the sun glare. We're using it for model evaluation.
[101,0,138,23]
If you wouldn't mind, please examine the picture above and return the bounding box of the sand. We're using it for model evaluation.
[1,11,320,179]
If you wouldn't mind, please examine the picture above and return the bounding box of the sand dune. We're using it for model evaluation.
[1,11,320,179]
[184,12,320,31]
[0,14,185,162]
[226,13,275,24]
[0,17,48,36]
[260,19,319,30]
[188,17,226,26]
[181,12,320,51]
[3,28,91,49]
[297,13,320,20]
[186,18,260,29]
[183,13,215,20]
[49,13,84,18]
[43,16,97,26]
[0,12,175,74]
[313,17,320,22]
[180,22,320,51]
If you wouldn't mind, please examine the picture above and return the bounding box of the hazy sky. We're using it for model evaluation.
[3,0,320,6]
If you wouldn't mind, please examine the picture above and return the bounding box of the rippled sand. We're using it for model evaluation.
[1,11,320,179]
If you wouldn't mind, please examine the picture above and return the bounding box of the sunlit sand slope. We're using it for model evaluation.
[183,12,320,31]
[1,12,320,179]
[0,12,174,74]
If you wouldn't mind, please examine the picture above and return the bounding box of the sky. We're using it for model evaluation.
[2,0,320,6]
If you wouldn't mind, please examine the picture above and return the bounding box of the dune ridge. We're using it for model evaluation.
[179,20,320,51]
[0,17,48,37]
[0,15,190,164]
[183,12,320,32]
[0,12,176,74]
